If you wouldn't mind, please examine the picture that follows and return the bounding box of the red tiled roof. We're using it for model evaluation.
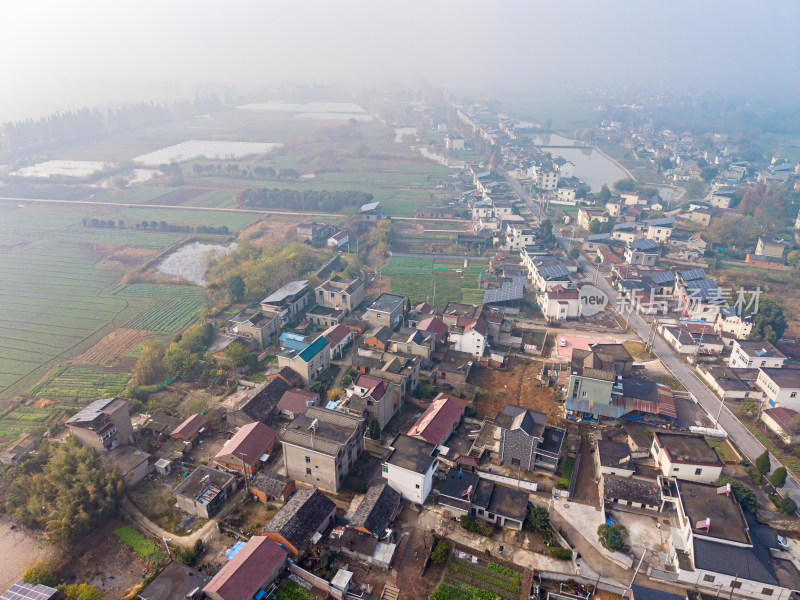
[547,287,579,300]
[215,422,277,467]
[356,374,390,401]
[414,302,435,315]
[277,388,319,414]
[763,407,798,429]
[171,413,207,439]
[417,316,448,344]
[456,317,488,337]
[203,536,287,600]
[323,324,351,347]
[598,244,623,264]
[407,395,466,445]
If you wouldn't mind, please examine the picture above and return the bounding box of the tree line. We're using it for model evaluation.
[1,95,222,155]
[192,163,300,181]
[239,188,373,212]
[81,218,229,235]
[133,322,219,387]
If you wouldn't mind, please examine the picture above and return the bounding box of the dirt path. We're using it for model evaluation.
[121,488,246,548]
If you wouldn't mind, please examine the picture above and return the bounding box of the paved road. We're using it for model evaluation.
[504,170,800,505]
[388,251,490,261]
[0,196,464,222]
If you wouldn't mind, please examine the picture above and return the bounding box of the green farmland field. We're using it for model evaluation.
[114,284,209,332]
[57,229,185,249]
[382,257,434,275]
[29,365,130,401]
[386,259,485,308]
[0,241,133,398]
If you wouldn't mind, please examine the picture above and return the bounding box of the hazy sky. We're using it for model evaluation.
[2,0,798,121]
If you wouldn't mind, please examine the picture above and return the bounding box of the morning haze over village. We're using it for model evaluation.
[2,2,800,600]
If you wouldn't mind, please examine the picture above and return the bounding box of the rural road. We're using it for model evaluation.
[0,196,470,223]
[505,170,800,505]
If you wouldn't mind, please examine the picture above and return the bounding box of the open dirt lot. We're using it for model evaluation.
[238,215,310,248]
[0,517,59,591]
[58,519,153,600]
[72,328,152,367]
[470,358,562,424]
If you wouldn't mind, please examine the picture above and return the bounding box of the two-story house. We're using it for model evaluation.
[277,335,331,385]
[282,406,364,492]
[665,479,800,600]
[624,238,660,266]
[315,276,365,312]
[537,284,581,320]
[651,432,723,483]
[260,280,312,326]
[227,310,281,350]
[347,373,401,430]
[382,434,439,504]
[448,317,488,357]
[65,397,134,452]
[645,217,675,243]
[495,404,564,472]
[365,294,405,330]
[728,340,786,370]
[757,368,800,410]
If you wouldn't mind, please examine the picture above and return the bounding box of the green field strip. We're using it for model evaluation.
[181,189,239,208]
[0,322,103,337]
[0,309,124,325]
[0,332,82,350]
[0,269,118,284]
[0,295,127,312]
[56,230,184,249]
[0,346,56,361]
[87,186,177,204]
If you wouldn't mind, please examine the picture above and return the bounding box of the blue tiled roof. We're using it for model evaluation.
[298,336,330,362]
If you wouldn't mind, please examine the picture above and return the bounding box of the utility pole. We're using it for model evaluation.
[239,452,248,485]
[625,545,648,597]
[727,574,739,600]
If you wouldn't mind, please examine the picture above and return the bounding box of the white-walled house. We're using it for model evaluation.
[728,340,786,370]
[448,317,488,357]
[757,368,800,410]
[665,479,800,600]
[651,432,723,483]
[382,435,438,505]
[537,285,581,320]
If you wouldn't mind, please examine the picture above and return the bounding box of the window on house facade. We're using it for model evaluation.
[703,575,715,583]
[695,468,702,475]
[761,589,773,596]
[306,468,312,475]
[305,456,310,463]
[415,484,420,489]
[729,581,741,589]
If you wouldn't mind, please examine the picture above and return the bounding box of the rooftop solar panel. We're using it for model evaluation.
[0,580,57,600]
